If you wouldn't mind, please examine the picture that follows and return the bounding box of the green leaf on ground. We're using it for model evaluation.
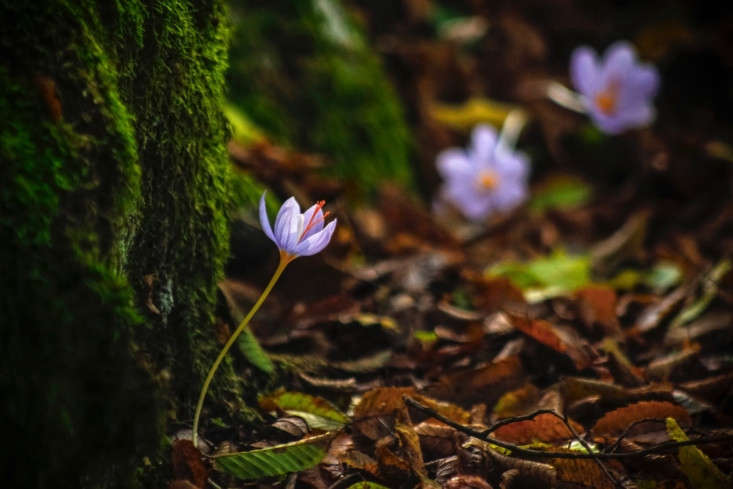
[237,326,274,373]
[214,433,333,480]
[670,259,731,329]
[259,391,349,431]
[487,249,591,302]
[665,417,729,489]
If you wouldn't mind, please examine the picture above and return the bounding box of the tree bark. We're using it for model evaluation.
[0,2,247,487]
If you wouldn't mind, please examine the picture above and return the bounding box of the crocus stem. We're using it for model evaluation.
[192,254,291,448]
[497,109,528,151]
[544,81,586,114]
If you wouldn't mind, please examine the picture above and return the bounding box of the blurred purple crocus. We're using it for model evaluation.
[436,124,529,221]
[570,41,659,134]
[259,193,337,260]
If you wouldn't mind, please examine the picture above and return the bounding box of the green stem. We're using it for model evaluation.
[192,254,291,448]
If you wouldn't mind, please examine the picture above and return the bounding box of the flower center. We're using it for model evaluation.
[299,200,330,242]
[476,170,499,192]
[594,81,620,115]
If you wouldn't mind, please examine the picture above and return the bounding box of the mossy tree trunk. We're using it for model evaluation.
[1,2,248,487]
[227,0,414,197]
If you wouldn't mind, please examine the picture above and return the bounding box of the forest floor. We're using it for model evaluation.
[173,2,733,489]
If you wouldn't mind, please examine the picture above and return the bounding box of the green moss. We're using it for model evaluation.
[122,0,257,422]
[0,1,253,487]
[228,0,414,197]
[0,55,156,489]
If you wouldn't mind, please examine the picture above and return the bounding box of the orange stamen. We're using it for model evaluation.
[299,200,329,241]
[594,80,620,115]
[476,170,499,191]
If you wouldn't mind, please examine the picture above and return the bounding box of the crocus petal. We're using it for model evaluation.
[274,205,295,247]
[443,181,492,221]
[492,179,527,211]
[620,64,659,103]
[294,219,337,256]
[259,193,277,243]
[437,149,473,180]
[493,148,530,180]
[460,193,495,220]
[435,121,530,221]
[281,212,305,254]
[617,103,655,129]
[470,124,499,162]
[589,110,628,135]
[274,196,300,235]
[601,41,636,82]
[570,46,600,96]
[300,203,325,240]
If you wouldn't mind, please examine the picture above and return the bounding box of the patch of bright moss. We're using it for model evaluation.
[227,0,414,197]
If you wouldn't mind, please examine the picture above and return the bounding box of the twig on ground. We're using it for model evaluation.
[404,396,733,460]
[604,418,667,454]
[480,406,620,487]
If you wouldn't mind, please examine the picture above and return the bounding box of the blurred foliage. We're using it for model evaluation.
[487,249,591,302]
[666,417,729,489]
[608,261,682,292]
[225,103,266,146]
[227,0,414,197]
[529,175,593,214]
[429,97,517,131]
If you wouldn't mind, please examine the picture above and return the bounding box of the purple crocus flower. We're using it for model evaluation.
[436,124,529,221]
[570,41,659,134]
[259,193,337,260]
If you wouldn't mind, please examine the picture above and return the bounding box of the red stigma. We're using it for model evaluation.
[299,200,329,241]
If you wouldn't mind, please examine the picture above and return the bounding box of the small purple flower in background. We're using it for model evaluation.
[259,193,337,261]
[570,41,659,134]
[436,123,529,221]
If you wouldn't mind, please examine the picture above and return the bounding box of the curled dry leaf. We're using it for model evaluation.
[171,440,208,489]
[574,285,621,335]
[445,474,495,489]
[549,455,617,489]
[492,413,584,444]
[559,376,673,405]
[272,416,310,437]
[427,356,525,403]
[508,315,595,370]
[353,387,416,419]
[327,433,379,475]
[498,468,520,489]
[395,422,430,480]
[592,400,691,435]
[492,383,540,418]
[488,450,557,489]
[414,420,461,458]
[375,435,411,480]
[434,455,461,486]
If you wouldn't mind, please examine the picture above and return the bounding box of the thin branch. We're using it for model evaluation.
[481,409,561,435]
[560,412,621,488]
[482,407,620,487]
[604,418,667,454]
[404,396,733,460]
